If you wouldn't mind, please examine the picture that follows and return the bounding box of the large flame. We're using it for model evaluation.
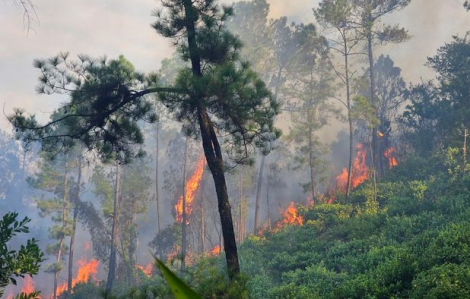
[335,143,369,194]
[56,258,99,296]
[135,263,153,277]
[384,147,398,169]
[277,202,304,227]
[174,156,205,223]
[21,275,35,295]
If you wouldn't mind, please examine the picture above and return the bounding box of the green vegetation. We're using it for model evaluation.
[5,0,470,298]
[238,149,470,298]
[0,212,44,298]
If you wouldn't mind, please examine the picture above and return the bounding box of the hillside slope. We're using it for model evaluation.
[239,150,470,299]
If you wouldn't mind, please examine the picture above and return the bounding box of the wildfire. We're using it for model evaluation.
[56,258,99,296]
[307,196,315,206]
[174,156,205,223]
[21,275,34,295]
[167,245,180,261]
[384,147,398,169]
[84,242,91,251]
[135,263,153,277]
[335,143,369,194]
[277,202,304,227]
[209,245,221,256]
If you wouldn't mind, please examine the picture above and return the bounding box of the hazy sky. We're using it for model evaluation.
[1,0,469,129]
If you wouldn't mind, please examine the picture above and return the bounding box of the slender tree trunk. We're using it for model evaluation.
[181,138,189,274]
[238,170,243,242]
[200,201,205,253]
[68,158,82,293]
[22,149,27,180]
[54,163,68,299]
[106,163,120,293]
[308,125,316,198]
[462,129,468,174]
[367,23,378,201]
[254,155,265,234]
[128,212,137,287]
[344,35,353,197]
[266,183,271,230]
[155,121,161,234]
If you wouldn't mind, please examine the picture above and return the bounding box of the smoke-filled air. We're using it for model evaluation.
[2,0,470,298]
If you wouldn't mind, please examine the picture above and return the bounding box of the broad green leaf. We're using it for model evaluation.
[154,257,202,299]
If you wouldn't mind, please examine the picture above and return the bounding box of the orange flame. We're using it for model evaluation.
[21,275,34,295]
[335,143,369,194]
[277,202,304,227]
[6,291,13,299]
[174,156,205,223]
[56,258,99,296]
[84,242,91,251]
[384,147,398,169]
[135,263,153,277]
[209,245,221,256]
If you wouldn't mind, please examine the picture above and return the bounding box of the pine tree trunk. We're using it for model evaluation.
[156,121,161,234]
[308,126,316,199]
[239,170,243,242]
[181,138,188,274]
[54,163,68,299]
[182,0,240,280]
[254,155,265,234]
[68,158,82,293]
[266,183,271,230]
[200,201,205,253]
[106,163,120,293]
[344,34,353,197]
[197,105,240,280]
[367,24,378,201]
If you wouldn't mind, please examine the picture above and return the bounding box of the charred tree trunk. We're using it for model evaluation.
[254,155,265,234]
[181,138,188,274]
[106,163,120,293]
[68,157,82,293]
[182,0,240,280]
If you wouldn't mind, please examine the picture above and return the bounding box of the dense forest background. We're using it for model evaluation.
[2,0,470,298]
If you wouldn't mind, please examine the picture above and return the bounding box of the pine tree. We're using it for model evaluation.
[352,0,411,178]
[284,23,339,200]
[315,0,363,197]
[28,152,74,299]
[10,0,280,281]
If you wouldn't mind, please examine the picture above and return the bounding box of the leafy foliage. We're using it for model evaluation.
[401,35,470,153]
[0,212,44,297]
